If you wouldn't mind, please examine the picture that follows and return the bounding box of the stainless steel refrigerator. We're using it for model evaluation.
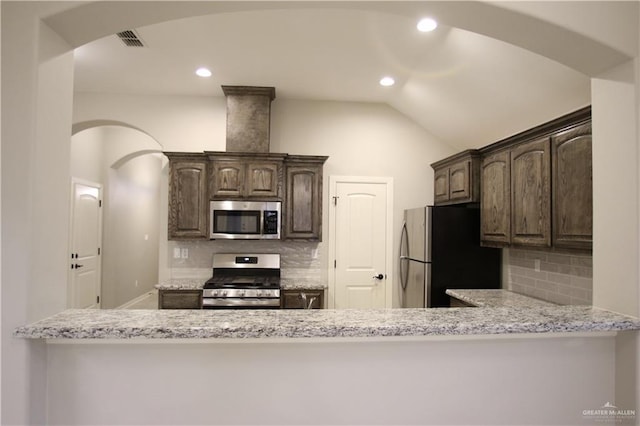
[399,205,501,308]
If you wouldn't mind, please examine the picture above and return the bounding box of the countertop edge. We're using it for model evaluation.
[39,330,621,345]
[13,306,640,341]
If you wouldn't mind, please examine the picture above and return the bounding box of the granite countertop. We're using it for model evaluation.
[155,278,327,291]
[155,279,204,290]
[14,305,640,340]
[446,289,557,308]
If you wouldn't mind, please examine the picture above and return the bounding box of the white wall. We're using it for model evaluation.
[1,5,74,424]
[70,127,104,183]
[103,153,161,308]
[45,334,617,425]
[592,60,639,317]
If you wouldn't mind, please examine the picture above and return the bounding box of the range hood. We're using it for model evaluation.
[222,85,275,153]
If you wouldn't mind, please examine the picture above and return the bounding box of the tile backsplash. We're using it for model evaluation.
[506,248,592,305]
[165,239,325,284]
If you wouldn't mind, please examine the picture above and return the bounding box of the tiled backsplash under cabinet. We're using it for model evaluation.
[166,240,324,286]
[506,248,592,305]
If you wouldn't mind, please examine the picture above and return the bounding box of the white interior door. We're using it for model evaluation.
[69,179,103,309]
[330,176,393,309]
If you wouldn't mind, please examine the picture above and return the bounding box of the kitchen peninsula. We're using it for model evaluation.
[14,305,640,425]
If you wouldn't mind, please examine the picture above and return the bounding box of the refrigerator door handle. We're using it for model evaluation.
[400,255,430,264]
[399,222,409,290]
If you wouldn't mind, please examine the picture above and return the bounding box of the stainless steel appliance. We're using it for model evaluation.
[210,200,281,240]
[202,253,281,309]
[399,205,501,308]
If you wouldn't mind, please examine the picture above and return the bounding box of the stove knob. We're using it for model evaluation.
[256,291,263,297]
[221,290,228,297]
[238,290,245,297]
[212,290,218,297]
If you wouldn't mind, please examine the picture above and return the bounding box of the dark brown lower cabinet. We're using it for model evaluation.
[158,290,202,309]
[281,289,324,309]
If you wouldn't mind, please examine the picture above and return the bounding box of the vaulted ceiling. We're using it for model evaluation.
[47,1,635,150]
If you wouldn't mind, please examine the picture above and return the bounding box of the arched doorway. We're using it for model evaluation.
[71,123,165,308]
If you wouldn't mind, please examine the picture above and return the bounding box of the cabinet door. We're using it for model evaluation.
[433,167,450,204]
[480,151,510,246]
[448,160,471,202]
[281,290,324,309]
[246,161,281,198]
[284,164,323,240]
[510,137,551,247]
[158,290,202,309]
[552,122,592,250]
[211,160,245,198]
[168,161,208,239]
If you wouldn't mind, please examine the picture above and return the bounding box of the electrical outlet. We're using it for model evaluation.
[173,248,181,258]
[181,248,189,259]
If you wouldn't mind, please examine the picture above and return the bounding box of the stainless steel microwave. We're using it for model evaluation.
[210,200,281,240]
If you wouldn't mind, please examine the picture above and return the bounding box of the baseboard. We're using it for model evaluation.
[116,290,158,309]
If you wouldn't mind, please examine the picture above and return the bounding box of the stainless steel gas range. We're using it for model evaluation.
[202,253,281,309]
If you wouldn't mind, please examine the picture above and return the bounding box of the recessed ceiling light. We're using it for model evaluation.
[379,76,395,87]
[195,67,212,78]
[417,17,438,32]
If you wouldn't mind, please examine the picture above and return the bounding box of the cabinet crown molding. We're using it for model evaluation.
[479,106,591,155]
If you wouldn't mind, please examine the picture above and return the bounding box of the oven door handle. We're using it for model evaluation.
[202,298,281,308]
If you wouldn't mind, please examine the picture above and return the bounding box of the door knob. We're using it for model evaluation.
[373,274,384,280]
[74,264,84,269]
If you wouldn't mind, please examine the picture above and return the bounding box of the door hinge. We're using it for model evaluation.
[332,196,339,206]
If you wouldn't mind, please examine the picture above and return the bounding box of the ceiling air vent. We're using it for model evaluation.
[116,30,145,47]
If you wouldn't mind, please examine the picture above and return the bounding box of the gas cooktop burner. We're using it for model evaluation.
[203,276,280,290]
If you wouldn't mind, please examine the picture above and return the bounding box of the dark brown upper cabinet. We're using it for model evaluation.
[431,150,480,205]
[510,137,551,247]
[478,106,591,251]
[165,153,209,239]
[480,149,511,246]
[165,151,327,241]
[284,155,328,241]
[551,122,593,250]
[207,152,286,199]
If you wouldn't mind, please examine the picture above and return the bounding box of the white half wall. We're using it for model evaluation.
[46,334,617,425]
